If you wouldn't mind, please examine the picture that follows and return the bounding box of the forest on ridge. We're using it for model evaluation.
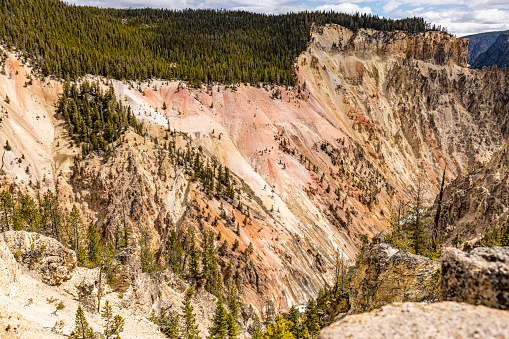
[0,0,438,85]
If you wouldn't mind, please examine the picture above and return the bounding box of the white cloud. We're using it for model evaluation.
[392,6,509,36]
[388,0,509,8]
[314,3,373,14]
[382,0,400,13]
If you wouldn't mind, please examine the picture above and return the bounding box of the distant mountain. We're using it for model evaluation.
[464,30,509,68]
[463,31,505,65]
[472,33,509,69]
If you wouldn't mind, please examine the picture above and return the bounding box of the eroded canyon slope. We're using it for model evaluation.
[438,138,509,245]
[0,24,508,313]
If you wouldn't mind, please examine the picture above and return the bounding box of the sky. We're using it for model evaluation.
[68,0,509,36]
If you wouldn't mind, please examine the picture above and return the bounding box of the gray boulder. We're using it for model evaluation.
[440,246,509,310]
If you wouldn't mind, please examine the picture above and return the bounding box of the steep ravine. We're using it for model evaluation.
[0,24,508,313]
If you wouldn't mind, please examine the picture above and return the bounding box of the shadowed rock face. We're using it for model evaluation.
[438,139,509,245]
[348,236,439,314]
[318,301,509,339]
[1,231,76,285]
[472,33,509,69]
[441,246,509,310]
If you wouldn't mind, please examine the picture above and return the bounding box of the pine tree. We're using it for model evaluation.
[412,177,425,255]
[150,307,179,338]
[18,194,40,232]
[41,189,62,240]
[69,204,86,266]
[287,306,300,339]
[303,300,320,339]
[252,313,263,339]
[189,227,199,281]
[202,231,219,295]
[263,315,294,339]
[226,284,239,321]
[208,296,228,339]
[226,284,241,339]
[181,287,201,339]
[0,189,14,232]
[87,222,101,267]
[140,228,157,275]
[101,300,125,339]
[332,250,349,295]
[70,306,97,339]
[227,313,240,339]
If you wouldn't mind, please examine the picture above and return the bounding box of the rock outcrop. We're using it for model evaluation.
[438,138,509,245]
[318,301,509,339]
[0,231,76,285]
[312,24,469,67]
[441,246,509,310]
[0,230,219,338]
[323,293,350,323]
[348,236,439,313]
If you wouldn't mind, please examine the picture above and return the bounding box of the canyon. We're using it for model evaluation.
[0,23,508,327]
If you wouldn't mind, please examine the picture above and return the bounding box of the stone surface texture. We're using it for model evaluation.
[1,230,76,285]
[318,301,509,339]
[441,246,509,310]
[349,236,439,314]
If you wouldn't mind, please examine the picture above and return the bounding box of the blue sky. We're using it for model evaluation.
[68,0,509,36]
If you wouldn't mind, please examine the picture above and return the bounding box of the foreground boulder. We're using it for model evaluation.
[348,237,440,313]
[441,246,509,310]
[318,302,509,339]
[0,231,76,285]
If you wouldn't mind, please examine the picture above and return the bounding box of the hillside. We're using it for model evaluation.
[438,137,509,246]
[1,19,509,323]
[464,30,509,68]
[472,33,509,69]
[463,31,506,65]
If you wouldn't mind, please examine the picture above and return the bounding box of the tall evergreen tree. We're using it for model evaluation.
[226,313,240,339]
[100,300,125,339]
[70,306,97,339]
[181,287,201,339]
[87,222,101,267]
[303,300,320,339]
[41,189,63,240]
[0,189,14,232]
[287,306,300,339]
[150,307,180,338]
[69,204,86,266]
[252,313,263,339]
[188,226,199,281]
[208,295,229,339]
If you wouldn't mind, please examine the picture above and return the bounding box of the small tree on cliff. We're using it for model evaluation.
[181,287,201,339]
[101,300,125,339]
[263,315,294,339]
[208,295,228,339]
[70,306,96,339]
[303,300,320,339]
[87,222,101,267]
